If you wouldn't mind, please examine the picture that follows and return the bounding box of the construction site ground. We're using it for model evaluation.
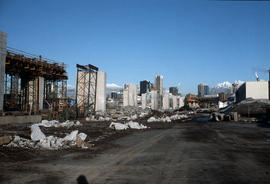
[1,117,270,183]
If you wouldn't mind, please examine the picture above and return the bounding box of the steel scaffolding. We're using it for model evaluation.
[75,64,98,117]
[4,47,68,114]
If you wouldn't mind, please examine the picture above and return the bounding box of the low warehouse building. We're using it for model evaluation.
[236,81,269,102]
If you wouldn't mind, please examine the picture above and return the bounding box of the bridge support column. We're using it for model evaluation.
[0,31,7,112]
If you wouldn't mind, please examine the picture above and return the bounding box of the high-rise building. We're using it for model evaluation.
[154,75,163,95]
[140,80,151,95]
[198,84,209,97]
[169,87,178,96]
[111,91,119,99]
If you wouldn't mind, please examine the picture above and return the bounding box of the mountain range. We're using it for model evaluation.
[209,80,245,95]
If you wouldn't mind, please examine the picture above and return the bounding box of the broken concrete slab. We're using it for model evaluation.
[0,136,12,145]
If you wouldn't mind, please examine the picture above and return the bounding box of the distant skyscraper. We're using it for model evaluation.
[124,83,129,90]
[140,80,151,95]
[169,87,178,96]
[155,75,163,95]
[111,91,119,99]
[198,84,209,97]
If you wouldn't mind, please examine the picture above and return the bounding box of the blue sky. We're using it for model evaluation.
[0,0,270,94]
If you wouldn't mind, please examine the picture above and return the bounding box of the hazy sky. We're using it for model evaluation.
[0,0,269,94]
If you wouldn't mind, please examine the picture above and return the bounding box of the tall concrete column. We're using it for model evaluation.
[151,90,159,110]
[95,72,106,113]
[38,77,44,110]
[172,95,179,109]
[162,92,170,110]
[0,31,7,112]
[179,96,185,108]
[141,93,147,109]
[123,89,128,106]
[128,84,137,107]
[28,80,34,113]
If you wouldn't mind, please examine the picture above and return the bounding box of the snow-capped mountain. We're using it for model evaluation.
[210,80,245,95]
[106,83,122,96]
[215,81,232,89]
[106,83,122,89]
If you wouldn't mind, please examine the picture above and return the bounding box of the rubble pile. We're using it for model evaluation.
[5,120,90,150]
[147,113,189,123]
[38,120,82,128]
[87,106,151,122]
[109,121,148,130]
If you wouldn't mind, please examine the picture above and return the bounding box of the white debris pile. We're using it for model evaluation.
[108,106,151,121]
[147,114,188,123]
[139,112,148,118]
[38,120,81,128]
[147,117,156,122]
[86,115,111,122]
[147,116,171,122]
[109,121,148,130]
[6,122,88,150]
[130,114,138,120]
[98,117,110,121]
[7,136,36,149]
[109,122,129,130]
[169,114,188,120]
[218,101,228,109]
[126,121,148,129]
[86,107,151,122]
[31,124,46,141]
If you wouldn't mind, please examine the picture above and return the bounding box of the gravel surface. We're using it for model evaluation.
[1,120,270,183]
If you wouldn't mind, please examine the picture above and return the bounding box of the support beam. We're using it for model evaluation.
[38,77,44,110]
[151,90,160,110]
[95,72,106,113]
[0,31,7,112]
[172,95,179,109]
[128,84,137,107]
[162,92,170,110]
[141,93,147,109]
[123,89,129,107]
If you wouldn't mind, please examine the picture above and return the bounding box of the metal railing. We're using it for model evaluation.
[6,46,66,69]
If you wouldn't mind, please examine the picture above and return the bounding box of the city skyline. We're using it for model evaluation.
[1,0,270,94]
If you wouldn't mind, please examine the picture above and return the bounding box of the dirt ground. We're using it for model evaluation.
[1,119,270,183]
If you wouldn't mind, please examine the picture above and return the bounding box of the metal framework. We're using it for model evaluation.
[4,47,68,114]
[75,64,98,117]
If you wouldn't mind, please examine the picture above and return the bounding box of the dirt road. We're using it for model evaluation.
[2,122,270,183]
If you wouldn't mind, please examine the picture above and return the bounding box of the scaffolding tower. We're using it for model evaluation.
[75,64,98,117]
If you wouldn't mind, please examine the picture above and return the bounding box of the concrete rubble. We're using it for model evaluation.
[109,121,148,130]
[87,106,152,122]
[5,120,90,150]
[38,119,81,128]
[211,98,270,122]
[0,135,12,145]
[147,113,188,123]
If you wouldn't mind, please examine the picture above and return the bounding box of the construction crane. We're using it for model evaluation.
[253,68,270,81]
[255,72,260,81]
